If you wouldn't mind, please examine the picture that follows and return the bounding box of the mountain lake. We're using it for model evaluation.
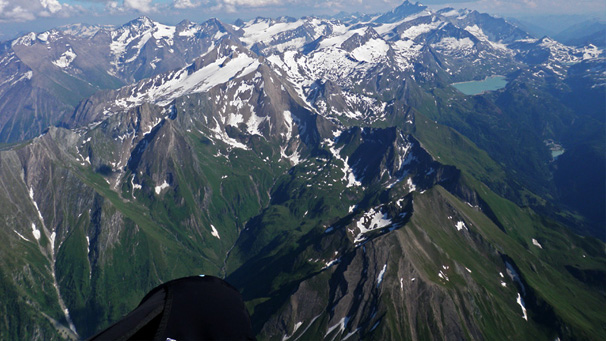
[451,76,508,95]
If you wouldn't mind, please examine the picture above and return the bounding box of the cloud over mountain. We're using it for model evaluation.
[173,0,200,9]
[0,0,81,22]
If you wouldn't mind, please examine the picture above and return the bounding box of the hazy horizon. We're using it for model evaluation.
[0,0,604,42]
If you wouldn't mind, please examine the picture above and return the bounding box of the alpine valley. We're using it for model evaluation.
[0,1,604,339]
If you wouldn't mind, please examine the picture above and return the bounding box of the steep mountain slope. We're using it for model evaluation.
[226,116,605,340]
[0,16,238,143]
[0,1,604,340]
[0,35,330,338]
[555,20,606,48]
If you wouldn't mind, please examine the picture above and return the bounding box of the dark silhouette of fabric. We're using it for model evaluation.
[89,275,255,341]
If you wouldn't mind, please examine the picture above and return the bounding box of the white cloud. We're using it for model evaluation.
[41,0,62,13]
[0,0,603,30]
[521,0,538,8]
[210,0,289,13]
[220,0,283,7]
[0,0,78,22]
[104,1,126,14]
[468,0,604,14]
[124,0,155,12]
[0,5,36,22]
[174,0,200,9]
[313,0,345,9]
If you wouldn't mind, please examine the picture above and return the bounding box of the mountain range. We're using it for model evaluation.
[0,1,604,339]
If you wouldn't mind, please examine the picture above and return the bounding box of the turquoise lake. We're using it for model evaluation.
[451,76,508,95]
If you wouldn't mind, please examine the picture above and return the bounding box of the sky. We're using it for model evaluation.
[0,0,604,41]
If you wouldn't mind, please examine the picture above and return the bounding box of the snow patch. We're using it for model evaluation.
[0,69,33,87]
[226,113,244,127]
[29,187,46,232]
[455,221,468,231]
[323,258,340,269]
[12,32,37,47]
[516,293,528,321]
[282,321,303,341]
[130,174,142,199]
[50,232,56,252]
[319,27,364,49]
[210,118,250,150]
[327,140,361,188]
[400,22,441,40]
[154,180,170,195]
[464,25,508,50]
[31,223,41,241]
[440,9,460,17]
[433,37,474,51]
[293,321,303,333]
[406,177,416,192]
[323,252,340,269]
[377,263,387,287]
[282,110,293,141]
[245,112,269,136]
[178,24,199,37]
[210,224,221,239]
[59,23,105,38]
[582,44,600,60]
[342,328,361,340]
[14,230,30,242]
[353,207,392,244]
[351,38,390,63]
[325,316,349,338]
[241,19,305,48]
[438,265,450,281]
[505,261,526,295]
[52,48,77,68]
[152,23,176,44]
[114,51,260,109]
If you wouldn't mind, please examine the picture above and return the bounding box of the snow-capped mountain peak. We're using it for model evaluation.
[374,1,428,24]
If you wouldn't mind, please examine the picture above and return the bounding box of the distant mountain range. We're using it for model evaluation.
[555,20,606,48]
[0,1,604,339]
[510,15,606,48]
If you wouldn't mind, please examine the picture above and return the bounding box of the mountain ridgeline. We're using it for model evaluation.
[0,1,604,339]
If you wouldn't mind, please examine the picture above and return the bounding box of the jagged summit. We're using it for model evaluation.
[56,23,108,39]
[1,0,600,142]
[176,19,193,27]
[125,16,155,27]
[374,1,428,23]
